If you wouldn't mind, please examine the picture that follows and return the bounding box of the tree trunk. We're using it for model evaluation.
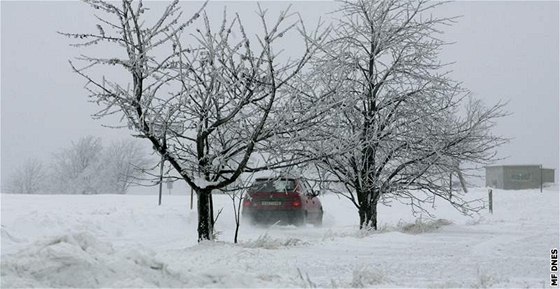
[197,189,214,241]
[233,196,242,244]
[358,189,379,230]
[209,190,215,228]
[234,220,240,244]
[369,200,378,230]
[358,202,369,229]
[357,188,369,229]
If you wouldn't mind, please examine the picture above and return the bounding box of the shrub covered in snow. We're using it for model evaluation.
[397,218,453,234]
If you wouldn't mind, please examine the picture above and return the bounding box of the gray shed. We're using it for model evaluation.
[485,165,555,190]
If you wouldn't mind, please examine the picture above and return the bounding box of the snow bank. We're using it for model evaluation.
[1,232,186,288]
[2,232,298,288]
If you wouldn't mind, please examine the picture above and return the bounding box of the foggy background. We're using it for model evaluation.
[1,1,558,193]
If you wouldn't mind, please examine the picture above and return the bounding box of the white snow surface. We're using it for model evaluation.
[1,187,558,288]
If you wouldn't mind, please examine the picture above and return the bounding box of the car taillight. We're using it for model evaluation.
[292,199,301,208]
[243,199,252,207]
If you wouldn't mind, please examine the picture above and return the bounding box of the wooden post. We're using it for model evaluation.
[540,164,543,193]
[488,188,493,214]
[158,155,164,206]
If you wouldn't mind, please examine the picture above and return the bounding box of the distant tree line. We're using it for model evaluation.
[5,136,152,195]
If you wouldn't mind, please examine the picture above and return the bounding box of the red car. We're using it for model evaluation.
[242,177,323,226]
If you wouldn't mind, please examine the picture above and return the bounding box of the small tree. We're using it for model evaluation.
[306,0,506,229]
[5,158,45,194]
[62,0,329,241]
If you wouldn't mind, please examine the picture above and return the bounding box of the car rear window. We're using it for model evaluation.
[249,179,296,193]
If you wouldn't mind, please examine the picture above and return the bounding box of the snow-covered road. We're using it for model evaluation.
[1,188,558,288]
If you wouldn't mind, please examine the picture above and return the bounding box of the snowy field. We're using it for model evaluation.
[1,187,558,288]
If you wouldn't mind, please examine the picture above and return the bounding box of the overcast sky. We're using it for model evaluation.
[1,1,558,188]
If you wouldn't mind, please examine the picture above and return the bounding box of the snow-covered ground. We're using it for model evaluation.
[1,187,558,288]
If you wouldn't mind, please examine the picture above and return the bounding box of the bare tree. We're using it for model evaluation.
[62,0,329,241]
[305,0,507,229]
[221,177,252,244]
[98,139,153,194]
[50,136,151,194]
[51,136,103,194]
[5,158,46,194]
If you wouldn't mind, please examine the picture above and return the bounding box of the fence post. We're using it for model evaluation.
[488,188,493,214]
[540,164,543,193]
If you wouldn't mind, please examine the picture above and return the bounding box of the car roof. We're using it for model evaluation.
[254,176,298,182]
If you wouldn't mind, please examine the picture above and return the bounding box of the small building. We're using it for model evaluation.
[485,165,555,190]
